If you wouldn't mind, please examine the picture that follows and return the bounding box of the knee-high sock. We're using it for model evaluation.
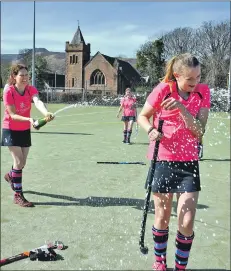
[11,168,23,193]
[152,226,169,265]
[174,231,194,270]
[127,130,132,141]
[123,130,127,141]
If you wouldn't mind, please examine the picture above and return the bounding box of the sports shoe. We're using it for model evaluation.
[152,262,167,271]
[14,193,34,207]
[4,173,14,191]
[126,138,131,144]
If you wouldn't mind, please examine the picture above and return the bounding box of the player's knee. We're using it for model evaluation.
[178,214,195,236]
[14,159,25,170]
[154,208,171,227]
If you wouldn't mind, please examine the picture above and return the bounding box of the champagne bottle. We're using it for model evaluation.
[33,117,48,129]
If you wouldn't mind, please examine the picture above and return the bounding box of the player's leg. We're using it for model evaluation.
[152,193,173,271]
[8,146,34,207]
[21,147,30,168]
[126,118,135,144]
[173,191,199,271]
[122,119,128,143]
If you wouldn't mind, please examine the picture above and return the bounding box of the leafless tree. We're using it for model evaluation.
[196,20,230,88]
[161,27,198,60]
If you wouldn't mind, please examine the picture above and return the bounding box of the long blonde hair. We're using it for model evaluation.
[161,53,200,83]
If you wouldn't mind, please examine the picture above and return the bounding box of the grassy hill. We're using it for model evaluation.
[1,48,137,75]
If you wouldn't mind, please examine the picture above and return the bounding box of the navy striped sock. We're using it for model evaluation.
[152,226,169,265]
[127,130,132,141]
[174,231,194,270]
[123,130,127,141]
[12,169,22,193]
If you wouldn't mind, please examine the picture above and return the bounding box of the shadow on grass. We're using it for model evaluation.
[200,158,230,162]
[31,131,93,136]
[23,190,229,232]
[132,142,149,146]
[24,190,208,214]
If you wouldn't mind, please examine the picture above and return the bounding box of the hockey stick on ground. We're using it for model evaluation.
[139,119,164,254]
[0,241,64,266]
[0,251,30,266]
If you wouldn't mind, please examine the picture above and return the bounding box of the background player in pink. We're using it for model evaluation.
[138,53,210,271]
[116,88,137,144]
[2,64,54,207]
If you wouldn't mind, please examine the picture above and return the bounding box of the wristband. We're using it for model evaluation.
[148,127,155,134]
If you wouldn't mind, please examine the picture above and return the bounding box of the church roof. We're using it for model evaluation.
[116,58,141,82]
[86,52,141,83]
[101,54,116,66]
[71,26,85,45]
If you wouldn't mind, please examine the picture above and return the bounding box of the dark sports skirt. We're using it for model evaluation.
[1,129,31,147]
[121,116,136,122]
[145,161,201,193]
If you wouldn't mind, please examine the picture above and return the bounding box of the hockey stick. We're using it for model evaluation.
[0,241,64,266]
[135,109,139,137]
[97,161,146,165]
[0,251,30,266]
[139,119,164,254]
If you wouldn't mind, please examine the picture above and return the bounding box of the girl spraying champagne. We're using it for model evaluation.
[1,64,55,207]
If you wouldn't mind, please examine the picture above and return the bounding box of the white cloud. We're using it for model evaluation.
[122,24,139,31]
[1,24,148,57]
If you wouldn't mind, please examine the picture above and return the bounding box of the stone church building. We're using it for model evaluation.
[65,26,141,95]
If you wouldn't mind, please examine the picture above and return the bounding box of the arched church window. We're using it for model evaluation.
[90,69,105,85]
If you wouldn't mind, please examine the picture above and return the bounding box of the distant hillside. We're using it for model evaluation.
[1,48,137,75]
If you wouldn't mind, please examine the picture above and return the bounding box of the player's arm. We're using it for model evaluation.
[178,106,209,139]
[131,99,137,110]
[138,101,154,132]
[6,104,34,124]
[160,96,208,139]
[32,95,54,121]
[116,105,123,118]
[196,107,209,139]
[138,101,162,141]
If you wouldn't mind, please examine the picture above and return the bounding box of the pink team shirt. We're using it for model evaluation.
[2,85,38,131]
[147,81,211,161]
[120,96,137,116]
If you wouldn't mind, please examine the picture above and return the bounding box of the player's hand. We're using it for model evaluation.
[29,118,40,130]
[161,97,184,111]
[45,112,55,122]
[116,113,120,118]
[29,118,34,125]
[148,128,163,141]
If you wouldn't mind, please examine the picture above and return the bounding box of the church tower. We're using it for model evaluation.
[65,25,91,89]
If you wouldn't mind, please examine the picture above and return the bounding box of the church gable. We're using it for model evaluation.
[84,52,118,94]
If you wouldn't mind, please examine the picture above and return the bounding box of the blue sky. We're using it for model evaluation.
[1,1,230,57]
